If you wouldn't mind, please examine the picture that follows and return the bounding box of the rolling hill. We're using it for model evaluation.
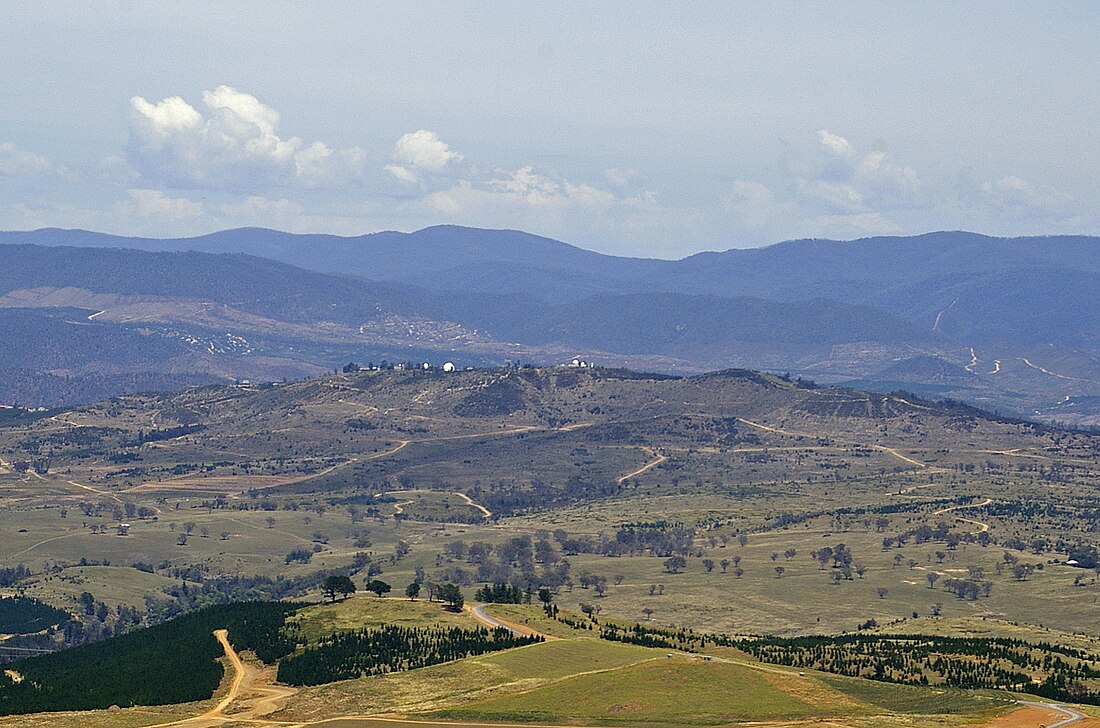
[2,227,1100,422]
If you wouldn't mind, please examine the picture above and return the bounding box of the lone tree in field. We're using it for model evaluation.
[877,587,889,599]
[365,579,391,597]
[642,606,654,621]
[927,572,940,589]
[323,574,356,603]
[406,582,421,600]
[663,556,686,573]
[720,559,730,573]
[774,566,785,578]
[702,559,715,573]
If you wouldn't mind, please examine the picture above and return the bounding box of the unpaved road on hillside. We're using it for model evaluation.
[736,417,943,474]
[453,491,492,518]
[1017,700,1088,727]
[467,604,547,639]
[933,498,993,533]
[616,447,667,484]
[146,629,295,728]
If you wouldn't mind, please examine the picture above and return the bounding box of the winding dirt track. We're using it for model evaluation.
[735,417,946,475]
[933,498,993,533]
[467,604,548,639]
[453,491,492,518]
[616,447,667,484]
[145,629,296,728]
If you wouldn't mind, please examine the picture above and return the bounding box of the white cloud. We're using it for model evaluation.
[122,188,203,220]
[798,131,924,215]
[980,175,1073,218]
[724,179,796,228]
[385,130,462,184]
[486,165,561,199]
[797,178,865,211]
[857,150,919,195]
[0,142,70,180]
[127,85,366,190]
[604,167,645,190]
[422,165,653,232]
[392,130,461,172]
[383,163,420,184]
[219,195,303,219]
[817,129,855,158]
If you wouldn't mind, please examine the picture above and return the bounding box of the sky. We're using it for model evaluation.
[0,2,1097,258]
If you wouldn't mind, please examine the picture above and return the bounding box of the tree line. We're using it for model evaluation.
[276,625,541,686]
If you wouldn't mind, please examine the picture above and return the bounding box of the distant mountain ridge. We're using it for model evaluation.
[1,226,1099,423]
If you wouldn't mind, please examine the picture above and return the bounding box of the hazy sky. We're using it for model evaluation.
[1,2,1097,257]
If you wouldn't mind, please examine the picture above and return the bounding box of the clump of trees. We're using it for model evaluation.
[322,575,356,603]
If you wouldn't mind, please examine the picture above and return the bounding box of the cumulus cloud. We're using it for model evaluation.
[801,130,923,214]
[127,85,366,191]
[796,178,865,212]
[385,130,462,184]
[724,180,797,228]
[817,129,855,158]
[219,195,304,219]
[604,167,645,190]
[122,188,203,220]
[412,164,695,255]
[979,175,1074,219]
[0,142,71,180]
[393,130,461,171]
[426,166,619,216]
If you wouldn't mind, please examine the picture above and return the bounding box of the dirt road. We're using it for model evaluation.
[466,604,547,640]
[933,498,993,533]
[1017,701,1088,727]
[146,629,296,728]
[616,447,667,484]
[736,417,942,473]
[453,491,492,518]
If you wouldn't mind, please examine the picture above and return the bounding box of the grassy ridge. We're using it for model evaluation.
[435,657,834,725]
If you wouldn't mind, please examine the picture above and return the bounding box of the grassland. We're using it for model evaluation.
[291,594,471,642]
